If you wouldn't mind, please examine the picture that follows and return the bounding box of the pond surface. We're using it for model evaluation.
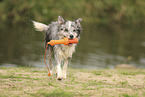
[0,22,145,69]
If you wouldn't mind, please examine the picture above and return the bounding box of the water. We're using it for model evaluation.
[0,22,145,68]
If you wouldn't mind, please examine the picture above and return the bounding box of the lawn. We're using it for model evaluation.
[0,67,145,97]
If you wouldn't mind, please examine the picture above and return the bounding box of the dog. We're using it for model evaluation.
[33,16,82,80]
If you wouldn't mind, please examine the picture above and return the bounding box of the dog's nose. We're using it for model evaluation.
[70,35,74,39]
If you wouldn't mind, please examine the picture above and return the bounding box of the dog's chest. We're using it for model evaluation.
[55,44,76,58]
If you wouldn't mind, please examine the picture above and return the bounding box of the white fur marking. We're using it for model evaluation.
[68,21,72,30]
[57,63,62,78]
[33,21,49,31]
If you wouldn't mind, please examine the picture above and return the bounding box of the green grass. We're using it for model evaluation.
[30,89,76,97]
[0,67,145,97]
[121,93,139,97]
[119,80,128,86]
[120,71,145,76]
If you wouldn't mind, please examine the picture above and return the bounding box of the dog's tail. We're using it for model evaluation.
[32,21,49,31]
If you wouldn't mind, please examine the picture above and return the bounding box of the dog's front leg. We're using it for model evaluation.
[48,47,53,74]
[62,59,69,79]
[56,59,63,80]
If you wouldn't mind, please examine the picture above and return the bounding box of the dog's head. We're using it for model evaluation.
[57,16,82,40]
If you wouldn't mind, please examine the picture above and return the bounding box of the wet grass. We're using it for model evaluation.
[0,67,145,97]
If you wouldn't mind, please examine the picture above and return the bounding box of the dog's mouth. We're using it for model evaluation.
[68,38,74,46]
[68,43,73,46]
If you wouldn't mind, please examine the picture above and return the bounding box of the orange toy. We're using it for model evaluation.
[44,37,78,76]
[47,37,78,46]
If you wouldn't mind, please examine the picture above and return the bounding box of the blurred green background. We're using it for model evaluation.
[0,0,145,25]
[0,0,145,68]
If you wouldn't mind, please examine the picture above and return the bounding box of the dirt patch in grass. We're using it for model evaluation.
[0,67,145,97]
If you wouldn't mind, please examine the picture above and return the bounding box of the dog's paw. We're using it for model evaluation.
[57,77,63,80]
[56,73,63,80]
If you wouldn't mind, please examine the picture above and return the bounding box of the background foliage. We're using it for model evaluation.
[0,0,145,25]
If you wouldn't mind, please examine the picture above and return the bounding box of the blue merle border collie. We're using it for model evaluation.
[33,16,82,80]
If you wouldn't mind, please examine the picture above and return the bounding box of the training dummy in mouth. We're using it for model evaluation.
[47,37,78,46]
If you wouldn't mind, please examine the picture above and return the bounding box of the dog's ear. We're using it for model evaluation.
[75,18,82,23]
[32,21,49,31]
[75,18,82,27]
[58,16,65,24]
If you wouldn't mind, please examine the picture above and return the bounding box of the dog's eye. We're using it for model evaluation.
[65,29,68,32]
[73,29,76,32]
[77,29,80,33]
[60,28,63,30]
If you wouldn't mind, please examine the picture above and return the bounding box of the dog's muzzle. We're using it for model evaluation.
[69,35,74,39]
[68,35,74,46]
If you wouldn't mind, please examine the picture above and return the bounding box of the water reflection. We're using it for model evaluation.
[0,23,145,68]
[72,24,145,68]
